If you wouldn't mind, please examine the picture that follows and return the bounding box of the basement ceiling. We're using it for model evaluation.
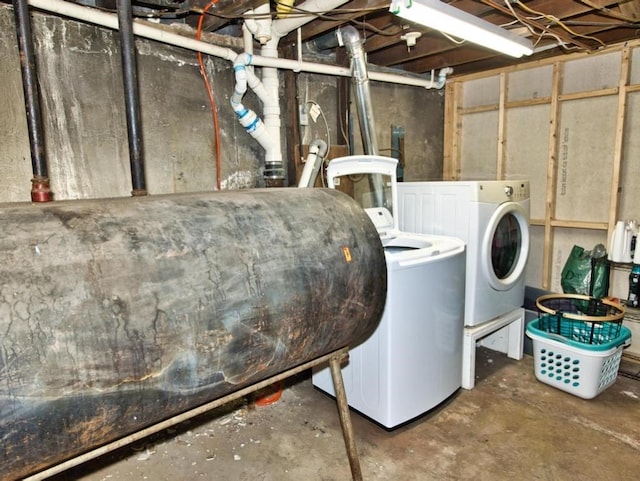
[95,1,640,76]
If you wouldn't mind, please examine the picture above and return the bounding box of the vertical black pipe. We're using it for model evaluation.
[13,0,53,202]
[117,0,147,196]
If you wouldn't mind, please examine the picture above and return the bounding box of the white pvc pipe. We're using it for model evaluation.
[271,0,348,39]
[254,0,349,180]
[26,0,448,89]
[231,53,278,160]
[298,139,328,188]
[28,0,237,61]
[371,68,451,89]
[260,38,284,173]
[242,23,253,56]
[257,55,351,76]
[243,2,272,45]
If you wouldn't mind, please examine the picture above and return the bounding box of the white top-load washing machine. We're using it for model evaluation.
[312,156,466,429]
[397,180,530,327]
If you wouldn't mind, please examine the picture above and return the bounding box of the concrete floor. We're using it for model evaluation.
[49,349,639,481]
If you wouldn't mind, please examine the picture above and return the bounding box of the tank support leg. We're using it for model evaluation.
[330,351,363,481]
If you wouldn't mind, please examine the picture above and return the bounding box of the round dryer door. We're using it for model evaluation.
[481,202,529,291]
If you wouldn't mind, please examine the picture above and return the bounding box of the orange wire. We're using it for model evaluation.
[196,1,222,191]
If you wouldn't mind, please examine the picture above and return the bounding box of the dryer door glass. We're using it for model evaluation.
[481,201,529,291]
[491,213,522,279]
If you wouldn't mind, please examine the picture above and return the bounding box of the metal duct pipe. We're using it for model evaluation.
[12,0,53,202]
[117,0,147,196]
[305,29,340,53]
[339,26,378,156]
[0,188,386,480]
[338,26,386,207]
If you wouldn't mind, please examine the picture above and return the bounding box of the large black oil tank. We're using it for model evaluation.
[0,188,386,480]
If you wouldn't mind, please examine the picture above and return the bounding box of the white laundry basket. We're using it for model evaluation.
[526,294,632,399]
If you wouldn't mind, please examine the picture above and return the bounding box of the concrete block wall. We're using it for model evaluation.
[0,5,445,203]
[0,5,270,201]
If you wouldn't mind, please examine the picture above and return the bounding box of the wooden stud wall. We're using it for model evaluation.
[543,63,561,290]
[444,39,640,292]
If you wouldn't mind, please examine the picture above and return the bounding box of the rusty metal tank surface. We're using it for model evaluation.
[0,188,386,480]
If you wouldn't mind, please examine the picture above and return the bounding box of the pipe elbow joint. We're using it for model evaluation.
[337,25,364,58]
[310,138,328,158]
[435,67,453,89]
[244,4,272,45]
[234,52,253,68]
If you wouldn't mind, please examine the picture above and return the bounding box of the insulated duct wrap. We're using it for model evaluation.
[0,189,386,480]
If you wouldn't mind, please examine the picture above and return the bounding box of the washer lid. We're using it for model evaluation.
[326,155,400,239]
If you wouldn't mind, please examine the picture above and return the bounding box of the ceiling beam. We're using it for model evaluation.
[399,45,503,73]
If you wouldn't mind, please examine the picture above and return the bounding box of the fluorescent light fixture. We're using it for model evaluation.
[389,0,534,58]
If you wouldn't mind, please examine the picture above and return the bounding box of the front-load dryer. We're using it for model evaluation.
[312,156,466,428]
[398,180,530,327]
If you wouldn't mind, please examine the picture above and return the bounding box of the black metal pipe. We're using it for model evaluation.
[12,0,53,202]
[117,0,147,196]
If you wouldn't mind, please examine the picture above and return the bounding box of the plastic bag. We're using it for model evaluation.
[560,244,610,301]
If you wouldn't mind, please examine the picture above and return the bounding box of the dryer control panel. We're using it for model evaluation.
[476,180,529,203]
[505,182,529,201]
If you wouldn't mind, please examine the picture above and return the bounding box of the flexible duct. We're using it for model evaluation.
[0,188,387,480]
